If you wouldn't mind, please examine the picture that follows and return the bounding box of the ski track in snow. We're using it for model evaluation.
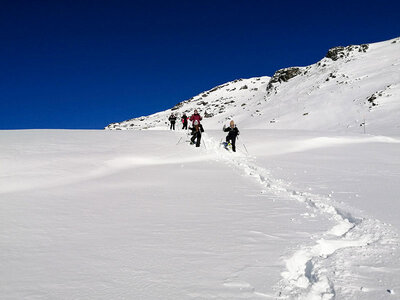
[195,132,399,299]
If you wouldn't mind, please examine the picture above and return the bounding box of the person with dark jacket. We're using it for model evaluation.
[190,120,203,147]
[181,113,188,130]
[189,109,202,125]
[168,113,177,130]
[223,120,240,152]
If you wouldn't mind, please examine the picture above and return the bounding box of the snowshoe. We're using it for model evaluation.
[221,142,232,151]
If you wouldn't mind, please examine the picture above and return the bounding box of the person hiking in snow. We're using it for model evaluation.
[181,113,188,130]
[223,120,240,152]
[168,113,177,130]
[189,118,204,135]
[189,120,202,147]
[189,109,202,126]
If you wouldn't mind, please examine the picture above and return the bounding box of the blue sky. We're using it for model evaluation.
[1,0,399,129]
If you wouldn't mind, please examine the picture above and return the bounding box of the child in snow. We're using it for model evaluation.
[168,113,177,130]
[190,120,202,147]
[223,120,240,152]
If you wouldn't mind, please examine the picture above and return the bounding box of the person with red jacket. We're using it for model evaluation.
[189,109,202,125]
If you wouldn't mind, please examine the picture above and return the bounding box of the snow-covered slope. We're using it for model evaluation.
[106,37,400,134]
[1,129,399,299]
[106,75,271,130]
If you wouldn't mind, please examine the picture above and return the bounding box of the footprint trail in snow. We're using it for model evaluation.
[201,133,400,299]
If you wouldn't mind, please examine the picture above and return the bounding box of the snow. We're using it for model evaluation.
[2,37,400,299]
[1,129,399,299]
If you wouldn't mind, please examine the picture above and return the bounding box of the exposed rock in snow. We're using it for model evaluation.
[267,67,302,89]
[325,44,369,61]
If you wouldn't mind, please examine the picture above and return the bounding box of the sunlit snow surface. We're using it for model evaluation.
[1,129,399,299]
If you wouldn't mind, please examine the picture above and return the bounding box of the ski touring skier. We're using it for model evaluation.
[223,120,240,152]
[181,113,188,130]
[168,113,177,130]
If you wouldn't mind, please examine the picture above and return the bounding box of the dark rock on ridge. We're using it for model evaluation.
[267,67,302,91]
[326,44,369,61]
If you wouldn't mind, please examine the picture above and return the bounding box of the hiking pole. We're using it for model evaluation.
[202,135,207,150]
[238,136,249,154]
[242,143,249,154]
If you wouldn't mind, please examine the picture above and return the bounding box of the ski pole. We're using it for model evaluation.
[176,137,182,145]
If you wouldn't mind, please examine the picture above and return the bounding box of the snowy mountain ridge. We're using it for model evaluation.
[106,37,400,135]
[106,75,271,130]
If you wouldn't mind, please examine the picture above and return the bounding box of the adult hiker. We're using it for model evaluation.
[189,109,202,126]
[168,113,177,130]
[181,113,188,130]
[223,120,240,152]
[190,120,202,147]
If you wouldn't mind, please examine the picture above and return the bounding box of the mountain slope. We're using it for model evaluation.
[106,37,400,134]
[106,75,271,130]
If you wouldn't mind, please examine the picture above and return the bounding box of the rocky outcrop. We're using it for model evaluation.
[326,44,369,61]
[267,67,302,91]
[204,111,214,118]
[171,102,183,111]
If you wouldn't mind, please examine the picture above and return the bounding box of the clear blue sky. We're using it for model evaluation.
[1,0,399,129]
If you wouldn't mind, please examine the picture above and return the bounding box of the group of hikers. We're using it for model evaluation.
[168,112,190,131]
[168,109,240,152]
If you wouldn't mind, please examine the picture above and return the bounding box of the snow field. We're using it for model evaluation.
[202,130,400,299]
[0,130,331,299]
[1,129,399,299]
